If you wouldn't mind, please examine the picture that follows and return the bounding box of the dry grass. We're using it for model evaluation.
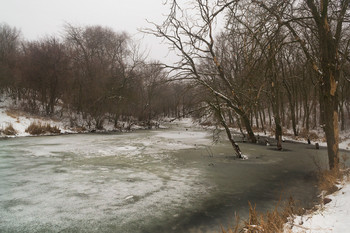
[5,109,19,119]
[298,128,319,140]
[312,153,349,195]
[25,122,61,135]
[222,197,303,233]
[222,158,350,233]
[200,121,214,127]
[73,126,87,133]
[317,156,350,195]
[2,124,17,135]
[318,166,342,195]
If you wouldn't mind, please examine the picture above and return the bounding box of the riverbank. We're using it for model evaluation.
[0,96,166,137]
[2,116,327,232]
[2,96,350,232]
[1,96,350,152]
[284,174,350,233]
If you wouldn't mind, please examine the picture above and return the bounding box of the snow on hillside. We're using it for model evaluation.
[0,97,71,137]
[0,96,159,137]
[280,128,350,151]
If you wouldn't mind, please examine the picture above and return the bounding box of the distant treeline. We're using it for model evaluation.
[1,6,350,138]
[0,23,196,128]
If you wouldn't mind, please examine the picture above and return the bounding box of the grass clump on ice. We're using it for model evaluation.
[25,122,61,135]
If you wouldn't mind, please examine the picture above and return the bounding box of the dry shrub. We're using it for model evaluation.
[221,214,240,233]
[318,166,342,195]
[200,121,214,126]
[223,158,350,233]
[222,198,302,233]
[298,128,319,140]
[2,124,17,135]
[312,154,350,196]
[5,109,18,119]
[317,156,350,196]
[74,126,86,133]
[25,122,61,135]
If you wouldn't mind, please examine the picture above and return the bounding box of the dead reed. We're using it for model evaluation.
[25,122,61,135]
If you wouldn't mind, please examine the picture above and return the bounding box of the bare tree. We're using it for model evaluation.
[0,23,21,93]
[64,24,132,128]
[145,0,257,153]
[19,37,69,115]
[250,0,350,168]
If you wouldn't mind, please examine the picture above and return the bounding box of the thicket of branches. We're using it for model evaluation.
[0,23,195,129]
[146,0,350,167]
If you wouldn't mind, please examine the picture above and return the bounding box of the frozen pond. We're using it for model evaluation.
[1,122,348,232]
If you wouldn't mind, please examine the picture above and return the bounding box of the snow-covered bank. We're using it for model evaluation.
[0,96,167,137]
[281,129,350,151]
[0,97,70,137]
[285,178,350,233]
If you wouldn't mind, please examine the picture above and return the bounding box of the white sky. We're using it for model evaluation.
[0,0,175,63]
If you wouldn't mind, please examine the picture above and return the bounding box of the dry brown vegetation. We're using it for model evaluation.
[318,166,343,196]
[222,156,350,233]
[298,128,319,141]
[317,155,350,196]
[5,109,18,119]
[1,124,17,135]
[25,122,61,135]
[222,198,303,233]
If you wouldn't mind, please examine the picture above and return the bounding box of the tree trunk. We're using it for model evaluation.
[320,70,340,169]
[210,102,243,158]
[259,108,265,132]
[323,93,339,169]
[241,113,257,143]
[284,80,298,136]
[221,118,243,158]
[339,103,345,131]
[271,79,283,150]
[237,116,246,138]
[267,105,272,127]
[291,102,298,136]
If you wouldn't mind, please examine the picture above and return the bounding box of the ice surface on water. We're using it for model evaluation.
[0,128,213,232]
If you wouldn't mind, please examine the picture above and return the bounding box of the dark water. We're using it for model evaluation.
[0,125,348,233]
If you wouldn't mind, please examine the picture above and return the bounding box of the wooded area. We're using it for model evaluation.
[1,0,349,169]
[0,23,195,128]
[146,0,350,168]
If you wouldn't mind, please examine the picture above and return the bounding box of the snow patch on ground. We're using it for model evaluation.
[285,179,350,233]
[281,128,350,151]
[0,96,156,137]
[0,96,72,136]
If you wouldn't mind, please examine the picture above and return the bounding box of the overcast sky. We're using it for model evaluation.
[0,0,175,63]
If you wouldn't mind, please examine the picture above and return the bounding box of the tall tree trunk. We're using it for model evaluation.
[209,101,243,158]
[241,113,257,143]
[283,80,298,136]
[319,48,340,168]
[267,105,272,127]
[259,107,265,132]
[339,102,345,131]
[271,80,283,150]
[313,91,318,129]
[322,84,339,169]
